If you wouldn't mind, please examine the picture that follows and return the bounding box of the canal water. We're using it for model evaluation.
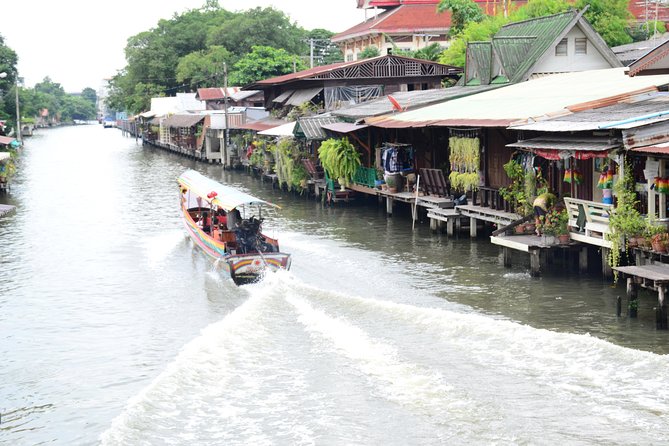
[1,125,668,445]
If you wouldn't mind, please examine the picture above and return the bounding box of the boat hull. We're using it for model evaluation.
[182,210,290,285]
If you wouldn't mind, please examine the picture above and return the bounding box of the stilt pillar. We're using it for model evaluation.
[658,286,667,329]
[627,277,638,318]
[601,248,613,279]
[386,197,393,216]
[530,248,541,277]
[503,247,512,268]
[579,247,588,273]
[447,218,454,236]
[470,217,477,238]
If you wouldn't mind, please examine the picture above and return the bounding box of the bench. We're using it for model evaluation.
[563,197,613,248]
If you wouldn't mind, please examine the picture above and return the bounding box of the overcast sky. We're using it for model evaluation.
[1,1,366,93]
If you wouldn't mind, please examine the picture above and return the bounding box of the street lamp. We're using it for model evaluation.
[0,71,21,144]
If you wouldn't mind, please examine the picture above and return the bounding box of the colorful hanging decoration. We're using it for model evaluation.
[563,168,583,184]
[597,170,614,189]
[655,177,669,194]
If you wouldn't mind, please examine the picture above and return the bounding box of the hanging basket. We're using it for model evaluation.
[597,171,613,189]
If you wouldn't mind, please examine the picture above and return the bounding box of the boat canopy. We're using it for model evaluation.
[177,169,277,211]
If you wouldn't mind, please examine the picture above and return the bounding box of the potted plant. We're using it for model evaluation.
[537,208,568,244]
[651,231,669,253]
[385,175,397,193]
[318,138,362,189]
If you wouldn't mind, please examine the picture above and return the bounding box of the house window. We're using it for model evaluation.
[346,53,354,62]
[555,38,568,56]
[575,38,587,55]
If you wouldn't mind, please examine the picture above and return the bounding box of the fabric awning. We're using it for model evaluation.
[507,136,619,160]
[258,121,296,136]
[285,88,323,106]
[321,122,369,133]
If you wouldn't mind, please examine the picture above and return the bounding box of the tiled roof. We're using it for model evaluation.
[332,4,451,42]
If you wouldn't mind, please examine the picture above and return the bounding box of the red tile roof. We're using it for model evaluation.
[333,4,451,42]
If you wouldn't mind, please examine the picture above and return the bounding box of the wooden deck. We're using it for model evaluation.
[491,234,585,277]
[563,197,613,248]
[456,204,520,226]
[614,264,669,329]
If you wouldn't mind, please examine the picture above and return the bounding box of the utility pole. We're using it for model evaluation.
[15,77,21,144]
[310,38,314,69]
[223,62,230,167]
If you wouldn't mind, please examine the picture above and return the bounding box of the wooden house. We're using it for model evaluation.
[196,87,264,110]
[242,55,461,113]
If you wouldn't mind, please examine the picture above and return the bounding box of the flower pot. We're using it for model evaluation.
[651,238,668,253]
[515,224,526,234]
[388,187,398,194]
[524,223,536,234]
[542,234,555,245]
[558,234,570,245]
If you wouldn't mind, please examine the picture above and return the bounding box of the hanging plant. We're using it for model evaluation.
[318,137,361,187]
[448,136,480,192]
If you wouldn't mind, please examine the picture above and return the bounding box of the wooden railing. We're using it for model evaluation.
[563,197,614,248]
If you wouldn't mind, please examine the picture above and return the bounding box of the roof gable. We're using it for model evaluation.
[628,39,669,76]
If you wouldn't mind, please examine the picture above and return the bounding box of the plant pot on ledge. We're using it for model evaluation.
[557,233,570,245]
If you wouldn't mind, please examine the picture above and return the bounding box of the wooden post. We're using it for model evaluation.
[430,217,437,232]
[602,248,613,279]
[447,218,454,236]
[503,247,512,268]
[658,286,667,329]
[470,217,477,238]
[627,278,638,318]
[386,196,393,216]
[579,247,588,273]
[530,248,541,277]
[455,216,462,234]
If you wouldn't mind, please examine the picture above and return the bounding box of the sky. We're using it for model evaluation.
[0,1,367,93]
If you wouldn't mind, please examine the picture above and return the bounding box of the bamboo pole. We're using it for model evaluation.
[412,175,420,230]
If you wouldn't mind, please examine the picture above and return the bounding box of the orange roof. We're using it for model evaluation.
[332,4,451,41]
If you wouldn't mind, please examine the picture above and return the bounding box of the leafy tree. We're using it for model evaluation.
[230,45,305,86]
[575,0,633,46]
[81,87,97,105]
[207,7,305,58]
[306,29,343,66]
[0,34,18,125]
[359,46,381,59]
[438,0,485,36]
[60,95,97,121]
[414,43,445,61]
[176,45,232,89]
[439,14,509,66]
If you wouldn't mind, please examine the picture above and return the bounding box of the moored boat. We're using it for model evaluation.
[177,169,291,285]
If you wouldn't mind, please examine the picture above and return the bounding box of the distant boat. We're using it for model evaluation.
[177,169,291,285]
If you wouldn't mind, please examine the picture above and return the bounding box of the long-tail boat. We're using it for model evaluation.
[177,169,291,285]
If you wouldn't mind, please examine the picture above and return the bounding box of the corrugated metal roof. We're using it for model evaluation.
[465,42,492,86]
[628,39,669,76]
[295,116,341,140]
[258,121,296,136]
[237,118,288,131]
[368,68,669,128]
[163,113,205,128]
[631,141,669,154]
[612,36,669,66]
[321,122,369,133]
[0,136,16,145]
[285,88,323,106]
[507,135,620,151]
[511,91,669,131]
[273,90,295,103]
[333,85,498,120]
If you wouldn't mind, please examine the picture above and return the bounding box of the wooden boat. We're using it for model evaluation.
[177,169,291,285]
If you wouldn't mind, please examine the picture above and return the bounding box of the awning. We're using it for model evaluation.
[285,88,323,106]
[258,121,296,136]
[272,90,295,103]
[0,136,16,146]
[139,111,156,118]
[163,114,205,128]
[631,141,669,155]
[237,119,287,132]
[321,122,369,133]
[507,136,620,160]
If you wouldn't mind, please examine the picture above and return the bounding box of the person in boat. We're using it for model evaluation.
[227,208,241,230]
[215,208,227,228]
[201,211,212,233]
[533,191,557,235]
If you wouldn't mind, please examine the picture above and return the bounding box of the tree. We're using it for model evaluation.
[0,34,18,124]
[207,7,305,59]
[81,87,97,105]
[359,46,381,59]
[414,43,445,61]
[439,14,509,66]
[576,0,633,46]
[230,45,305,86]
[438,0,485,36]
[176,45,232,89]
[306,29,343,66]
